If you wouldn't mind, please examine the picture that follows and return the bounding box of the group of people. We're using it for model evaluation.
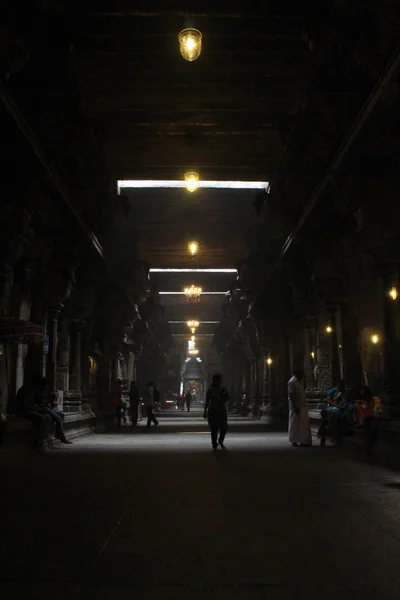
[288,370,380,449]
[113,379,160,429]
[113,374,230,451]
[14,374,73,451]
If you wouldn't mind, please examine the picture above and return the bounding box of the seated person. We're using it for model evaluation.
[15,374,52,452]
[347,384,374,425]
[321,379,354,444]
[37,377,72,445]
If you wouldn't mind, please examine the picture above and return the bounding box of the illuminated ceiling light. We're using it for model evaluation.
[159,291,227,295]
[266,357,273,365]
[179,28,202,61]
[325,326,333,334]
[169,320,219,324]
[150,269,237,273]
[189,241,199,256]
[188,349,199,355]
[185,172,199,192]
[118,180,269,191]
[191,335,195,342]
[187,320,199,329]
[311,351,315,359]
[184,285,202,302]
[389,287,398,300]
[371,334,380,345]
[185,288,201,301]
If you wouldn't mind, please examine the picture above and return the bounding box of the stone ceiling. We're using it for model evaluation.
[67,1,312,336]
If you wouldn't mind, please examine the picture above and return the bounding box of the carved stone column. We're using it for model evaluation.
[341,303,363,387]
[382,267,400,416]
[70,321,84,395]
[56,316,70,393]
[46,306,61,388]
[327,305,341,385]
[316,314,332,393]
[304,317,317,390]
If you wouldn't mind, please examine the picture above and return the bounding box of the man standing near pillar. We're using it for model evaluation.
[204,374,229,451]
[288,370,312,447]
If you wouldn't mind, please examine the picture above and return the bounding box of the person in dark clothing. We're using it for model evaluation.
[38,378,72,444]
[204,374,229,451]
[129,380,139,427]
[145,381,159,428]
[15,374,52,452]
[185,390,192,412]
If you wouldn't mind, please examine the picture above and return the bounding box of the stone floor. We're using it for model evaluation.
[2,415,400,599]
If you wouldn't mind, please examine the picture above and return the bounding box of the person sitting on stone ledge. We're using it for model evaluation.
[321,379,355,445]
[37,377,73,445]
[15,375,52,452]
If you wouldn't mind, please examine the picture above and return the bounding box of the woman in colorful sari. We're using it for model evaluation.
[321,379,354,445]
[288,370,312,447]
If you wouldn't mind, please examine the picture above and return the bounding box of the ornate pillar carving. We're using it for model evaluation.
[316,313,331,392]
[56,315,70,392]
[46,305,61,388]
[327,305,341,385]
[304,317,317,390]
[70,321,84,395]
[341,303,363,387]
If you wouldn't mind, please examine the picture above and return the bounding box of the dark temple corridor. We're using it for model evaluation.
[2,2,400,598]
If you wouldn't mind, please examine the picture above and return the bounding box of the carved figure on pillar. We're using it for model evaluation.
[70,320,85,395]
[46,305,62,389]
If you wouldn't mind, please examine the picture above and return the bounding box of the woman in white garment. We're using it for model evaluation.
[287,370,312,447]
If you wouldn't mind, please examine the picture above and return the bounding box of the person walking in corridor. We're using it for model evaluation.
[129,380,139,427]
[145,381,159,428]
[204,374,229,451]
[288,370,312,447]
[185,390,192,412]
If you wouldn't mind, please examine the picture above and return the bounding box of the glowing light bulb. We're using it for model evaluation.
[326,326,333,334]
[189,241,198,256]
[184,172,199,192]
[311,352,315,359]
[371,334,379,345]
[267,357,273,365]
[389,287,398,300]
[179,28,202,61]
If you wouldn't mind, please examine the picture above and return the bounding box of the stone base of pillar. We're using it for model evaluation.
[63,393,83,414]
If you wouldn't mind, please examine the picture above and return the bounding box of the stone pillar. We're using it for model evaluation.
[328,306,341,385]
[382,268,400,416]
[70,321,83,395]
[126,351,135,384]
[315,313,332,392]
[56,316,70,393]
[304,318,316,390]
[24,281,46,384]
[341,303,363,387]
[98,339,111,413]
[46,306,61,388]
